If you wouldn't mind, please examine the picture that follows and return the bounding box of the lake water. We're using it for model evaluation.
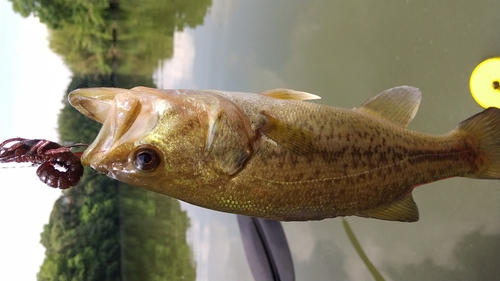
[155,1,500,280]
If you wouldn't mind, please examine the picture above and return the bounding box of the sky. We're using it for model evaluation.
[0,1,72,280]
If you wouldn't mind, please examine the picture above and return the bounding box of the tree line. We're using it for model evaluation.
[38,74,197,281]
[9,0,211,76]
[8,0,212,280]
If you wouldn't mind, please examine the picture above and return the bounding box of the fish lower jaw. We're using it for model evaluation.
[87,161,123,180]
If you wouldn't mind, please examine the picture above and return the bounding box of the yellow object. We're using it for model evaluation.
[470,57,500,108]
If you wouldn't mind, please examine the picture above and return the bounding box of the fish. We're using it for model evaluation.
[68,86,500,222]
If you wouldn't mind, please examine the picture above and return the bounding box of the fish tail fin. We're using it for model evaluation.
[457,107,500,179]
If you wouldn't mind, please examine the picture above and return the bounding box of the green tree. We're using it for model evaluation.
[49,25,114,75]
[38,172,121,281]
[48,74,196,280]
[8,0,111,29]
[9,0,212,76]
[116,0,211,76]
[9,0,114,74]
[120,185,196,281]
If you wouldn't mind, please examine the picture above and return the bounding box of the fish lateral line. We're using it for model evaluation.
[240,149,471,186]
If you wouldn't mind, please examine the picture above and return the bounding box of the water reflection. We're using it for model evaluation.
[120,185,195,280]
[163,1,500,280]
[388,230,500,280]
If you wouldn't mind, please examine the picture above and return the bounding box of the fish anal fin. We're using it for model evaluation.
[260,112,316,155]
[260,88,321,101]
[358,194,419,222]
[357,86,422,128]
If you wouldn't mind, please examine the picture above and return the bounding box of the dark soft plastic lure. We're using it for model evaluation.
[0,138,86,189]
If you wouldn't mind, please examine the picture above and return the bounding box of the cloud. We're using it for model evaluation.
[0,13,70,281]
[155,31,196,89]
[13,16,71,140]
[208,0,237,25]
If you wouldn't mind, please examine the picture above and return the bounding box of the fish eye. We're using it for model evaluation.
[132,145,161,171]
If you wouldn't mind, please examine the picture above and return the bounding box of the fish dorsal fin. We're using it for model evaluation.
[357,86,422,128]
[260,88,321,101]
[358,194,419,222]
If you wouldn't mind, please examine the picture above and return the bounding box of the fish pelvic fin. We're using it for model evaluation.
[357,86,422,128]
[260,88,321,101]
[357,194,419,222]
[457,107,500,179]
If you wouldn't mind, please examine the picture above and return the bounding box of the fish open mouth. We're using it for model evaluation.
[70,88,160,173]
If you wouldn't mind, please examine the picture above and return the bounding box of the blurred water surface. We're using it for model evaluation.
[154,1,500,280]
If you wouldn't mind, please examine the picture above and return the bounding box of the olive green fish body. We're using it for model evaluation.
[69,86,500,222]
[191,97,477,221]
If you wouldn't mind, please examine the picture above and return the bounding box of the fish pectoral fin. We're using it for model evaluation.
[357,86,422,128]
[260,112,316,155]
[260,88,321,101]
[358,194,419,222]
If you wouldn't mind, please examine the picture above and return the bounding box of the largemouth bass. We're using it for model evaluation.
[69,86,500,222]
